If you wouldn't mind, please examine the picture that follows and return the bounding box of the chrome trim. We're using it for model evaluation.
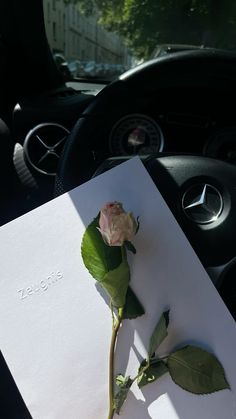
[182,183,223,224]
[23,123,70,176]
[109,113,164,155]
[207,256,236,288]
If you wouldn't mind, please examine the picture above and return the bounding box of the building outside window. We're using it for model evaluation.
[58,11,61,30]
[47,2,51,23]
[72,6,76,26]
[73,35,76,54]
[53,21,57,42]
[44,0,132,67]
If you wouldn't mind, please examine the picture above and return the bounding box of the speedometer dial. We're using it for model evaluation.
[109,114,164,155]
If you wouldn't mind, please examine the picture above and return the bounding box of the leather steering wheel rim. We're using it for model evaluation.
[56,48,236,192]
[56,49,236,272]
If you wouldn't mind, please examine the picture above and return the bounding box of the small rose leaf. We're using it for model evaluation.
[148,310,170,357]
[138,358,168,388]
[115,374,132,387]
[123,287,145,319]
[114,375,133,414]
[167,345,230,394]
[81,216,122,281]
[124,241,136,254]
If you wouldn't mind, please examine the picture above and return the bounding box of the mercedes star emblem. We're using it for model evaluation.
[182,184,223,224]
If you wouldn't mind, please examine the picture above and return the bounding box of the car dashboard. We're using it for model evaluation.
[88,85,236,161]
[11,84,236,204]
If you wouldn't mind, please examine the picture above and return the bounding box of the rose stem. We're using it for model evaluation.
[108,245,127,418]
[107,307,124,419]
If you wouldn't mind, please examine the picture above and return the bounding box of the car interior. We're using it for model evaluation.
[1,0,236,417]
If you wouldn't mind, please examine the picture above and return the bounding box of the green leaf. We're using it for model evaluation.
[123,287,145,319]
[167,345,230,395]
[138,358,168,388]
[81,216,122,281]
[81,216,131,307]
[148,311,170,357]
[114,375,133,414]
[100,260,130,307]
[124,241,136,254]
[116,374,131,387]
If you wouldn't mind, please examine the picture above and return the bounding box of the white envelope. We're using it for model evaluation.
[0,157,235,419]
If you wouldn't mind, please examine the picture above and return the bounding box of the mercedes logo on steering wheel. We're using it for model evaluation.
[182,184,223,224]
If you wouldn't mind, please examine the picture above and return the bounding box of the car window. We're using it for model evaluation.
[43,0,236,81]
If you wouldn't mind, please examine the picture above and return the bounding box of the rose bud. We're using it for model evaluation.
[98,202,137,246]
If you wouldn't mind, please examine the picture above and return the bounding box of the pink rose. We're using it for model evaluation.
[98,202,137,246]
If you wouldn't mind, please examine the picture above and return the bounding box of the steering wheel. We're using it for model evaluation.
[56,50,236,316]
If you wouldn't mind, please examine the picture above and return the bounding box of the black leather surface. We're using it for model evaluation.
[57,49,236,193]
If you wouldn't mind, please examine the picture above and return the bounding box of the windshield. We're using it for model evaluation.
[43,0,236,81]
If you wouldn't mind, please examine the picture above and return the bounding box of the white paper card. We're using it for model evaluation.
[0,157,235,419]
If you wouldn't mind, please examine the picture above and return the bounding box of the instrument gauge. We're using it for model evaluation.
[109,114,164,156]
